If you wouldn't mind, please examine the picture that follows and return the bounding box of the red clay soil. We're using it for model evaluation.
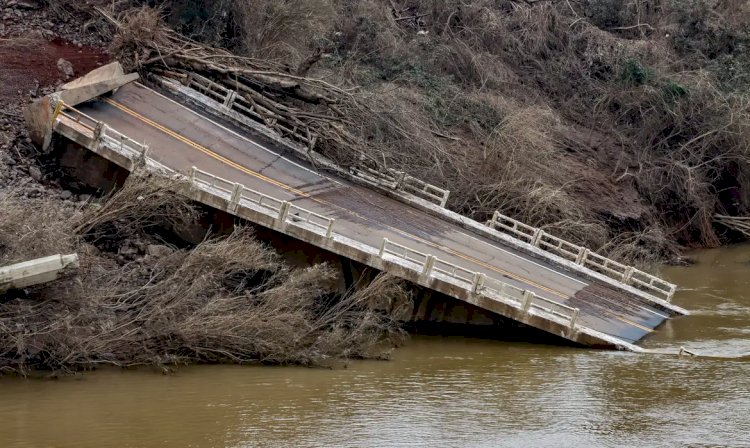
[0,38,109,101]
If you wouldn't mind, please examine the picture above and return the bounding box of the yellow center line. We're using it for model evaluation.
[614,317,654,333]
[100,98,654,334]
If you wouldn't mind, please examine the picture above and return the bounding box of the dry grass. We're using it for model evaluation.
[0,191,81,265]
[323,0,750,255]
[88,0,750,264]
[0,172,411,375]
[231,0,334,66]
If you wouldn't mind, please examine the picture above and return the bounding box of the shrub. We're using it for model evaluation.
[620,59,652,86]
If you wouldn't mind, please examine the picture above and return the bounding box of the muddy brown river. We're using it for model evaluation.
[1,245,749,447]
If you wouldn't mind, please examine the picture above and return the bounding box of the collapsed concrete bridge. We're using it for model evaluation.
[25,63,688,350]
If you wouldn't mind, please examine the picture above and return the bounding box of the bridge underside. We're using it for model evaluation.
[28,69,687,350]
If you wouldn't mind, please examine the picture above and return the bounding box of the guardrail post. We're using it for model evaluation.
[666,284,676,302]
[189,166,197,184]
[325,219,335,239]
[141,144,149,158]
[521,290,534,313]
[569,308,580,329]
[575,247,590,265]
[229,183,242,207]
[487,211,499,229]
[440,190,450,208]
[420,255,436,278]
[223,90,237,108]
[471,272,486,294]
[531,229,544,247]
[622,267,634,284]
[396,171,406,190]
[50,99,63,125]
[277,201,291,225]
[93,121,105,141]
[378,238,388,259]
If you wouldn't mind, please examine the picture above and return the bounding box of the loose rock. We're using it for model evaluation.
[146,244,174,258]
[56,58,74,79]
[28,165,42,181]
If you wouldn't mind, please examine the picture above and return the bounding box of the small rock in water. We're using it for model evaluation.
[78,193,92,202]
[60,190,73,200]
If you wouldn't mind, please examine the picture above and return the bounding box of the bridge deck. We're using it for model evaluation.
[73,82,672,345]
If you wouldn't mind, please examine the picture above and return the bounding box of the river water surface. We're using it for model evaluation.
[1,245,749,447]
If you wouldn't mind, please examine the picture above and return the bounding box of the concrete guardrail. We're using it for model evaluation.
[486,211,677,302]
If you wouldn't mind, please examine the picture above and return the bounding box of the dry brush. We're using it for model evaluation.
[47,0,750,265]
[0,172,411,375]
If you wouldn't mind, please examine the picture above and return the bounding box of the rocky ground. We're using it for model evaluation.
[0,1,168,268]
[0,0,109,203]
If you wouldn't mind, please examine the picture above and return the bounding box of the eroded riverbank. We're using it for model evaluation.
[0,245,749,447]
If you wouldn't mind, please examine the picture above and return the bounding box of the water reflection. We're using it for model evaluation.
[1,245,750,447]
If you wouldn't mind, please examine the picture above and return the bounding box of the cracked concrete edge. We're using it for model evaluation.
[0,254,79,292]
[24,63,140,151]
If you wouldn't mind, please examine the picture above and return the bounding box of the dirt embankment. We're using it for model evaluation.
[112,0,750,266]
[0,0,109,99]
[0,0,109,201]
[0,38,109,99]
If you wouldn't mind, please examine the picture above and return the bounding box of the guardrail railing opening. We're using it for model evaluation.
[487,211,677,302]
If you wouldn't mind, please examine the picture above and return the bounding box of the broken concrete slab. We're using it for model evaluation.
[24,62,139,151]
[0,254,79,293]
[61,61,126,91]
[23,95,54,150]
[59,61,140,107]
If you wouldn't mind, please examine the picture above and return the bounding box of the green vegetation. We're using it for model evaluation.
[620,60,652,86]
